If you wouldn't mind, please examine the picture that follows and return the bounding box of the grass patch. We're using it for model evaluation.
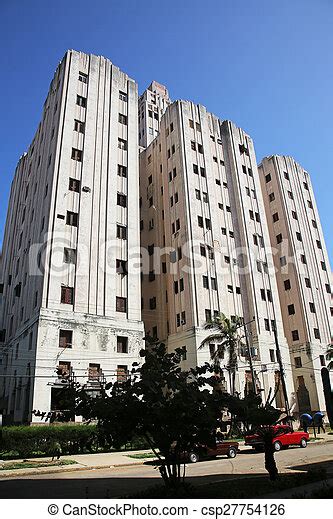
[0,459,77,471]
[126,453,157,459]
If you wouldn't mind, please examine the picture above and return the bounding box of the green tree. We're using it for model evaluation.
[326,344,333,370]
[75,344,222,492]
[199,313,244,395]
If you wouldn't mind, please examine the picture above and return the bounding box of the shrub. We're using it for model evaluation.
[0,424,99,458]
[0,425,150,459]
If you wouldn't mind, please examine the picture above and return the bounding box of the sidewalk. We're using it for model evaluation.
[0,433,332,479]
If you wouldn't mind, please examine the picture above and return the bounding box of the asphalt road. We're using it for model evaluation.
[0,442,332,498]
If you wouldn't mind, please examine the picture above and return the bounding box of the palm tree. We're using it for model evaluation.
[199,313,244,395]
[326,344,333,370]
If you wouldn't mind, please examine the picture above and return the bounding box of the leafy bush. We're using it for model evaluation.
[0,424,99,458]
[0,425,151,459]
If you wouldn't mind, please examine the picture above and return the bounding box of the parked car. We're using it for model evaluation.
[245,424,309,452]
[182,440,239,463]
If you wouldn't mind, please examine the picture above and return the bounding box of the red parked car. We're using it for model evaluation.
[182,440,239,463]
[245,424,309,452]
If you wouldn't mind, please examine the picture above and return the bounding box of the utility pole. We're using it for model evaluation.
[272,323,290,417]
[244,323,257,395]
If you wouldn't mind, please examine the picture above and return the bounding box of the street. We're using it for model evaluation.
[0,442,332,498]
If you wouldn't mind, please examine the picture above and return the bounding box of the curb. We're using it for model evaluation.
[0,460,148,479]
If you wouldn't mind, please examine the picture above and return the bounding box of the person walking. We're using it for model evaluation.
[300,413,312,433]
[313,412,325,434]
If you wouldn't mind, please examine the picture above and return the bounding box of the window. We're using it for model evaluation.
[314,328,320,340]
[276,233,282,244]
[74,119,85,133]
[260,289,266,301]
[245,187,250,196]
[302,278,310,289]
[300,254,307,264]
[117,365,128,382]
[119,91,128,102]
[249,210,254,220]
[191,141,196,151]
[71,148,82,161]
[316,240,322,249]
[307,200,313,209]
[118,113,127,125]
[272,212,279,223]
[116,297,127,313]
[291,210,298,220]
[269,192,275,202]
[66,211,78,227]
[116,259,127,275]
[118,138,127,150]
[205,309,212,322]
[149,297,156,310]
[200,167,206,177]
[198,216,204,228]
[320,355,326,367]
[117,225,127,240]
[267,289,272,302]
[284,279,291,290]
[78,72,88,83]
[325,283,331,294]
[172,144,175,154]
[292,330,299,341]
[61,286,74,305]
[117,193,127,207]
[69,177,81,192]
[76,95,87,107]
[193,164,199,174]
[303,181,309,190]
[288,304,295,315]
[211,278,217,290]
[265,173,271,183]
[269,349,275,362]
[200,244,206,257]
[59,330,73,349]
[287,190,293,200]
[198,144,203,154]
[312,219,317,229]
[64,248,76,264]
[203,276,209,289]
[264,319,270,331]
[118,165,127,177]
[295,357,302,368]
[309,302,315,313]
[196,122,201,132]
[195,189,201,200]
[189,119,194,128]
[227,285,233,293]
[205,218,211,230]
[225,256,230,264]
[149,270,155,282]
[296,232,302,241]
[284,171,289,180]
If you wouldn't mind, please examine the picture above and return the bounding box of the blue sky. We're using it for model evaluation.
[0,0,332,262]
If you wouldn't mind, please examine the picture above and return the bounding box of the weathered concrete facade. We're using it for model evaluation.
[0,51,144,424]
[259,156,332,413]
[139,100,294,408]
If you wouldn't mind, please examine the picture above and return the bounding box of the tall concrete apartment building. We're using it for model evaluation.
[0,50,144,424]
[259,156,332,413]
[139,100,294,406]
[138,81,171,148]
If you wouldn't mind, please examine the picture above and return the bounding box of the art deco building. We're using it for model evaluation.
[138,81,171,148]
[259,156,332,413]
[139,99,294,406]
[0,50,144,424]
